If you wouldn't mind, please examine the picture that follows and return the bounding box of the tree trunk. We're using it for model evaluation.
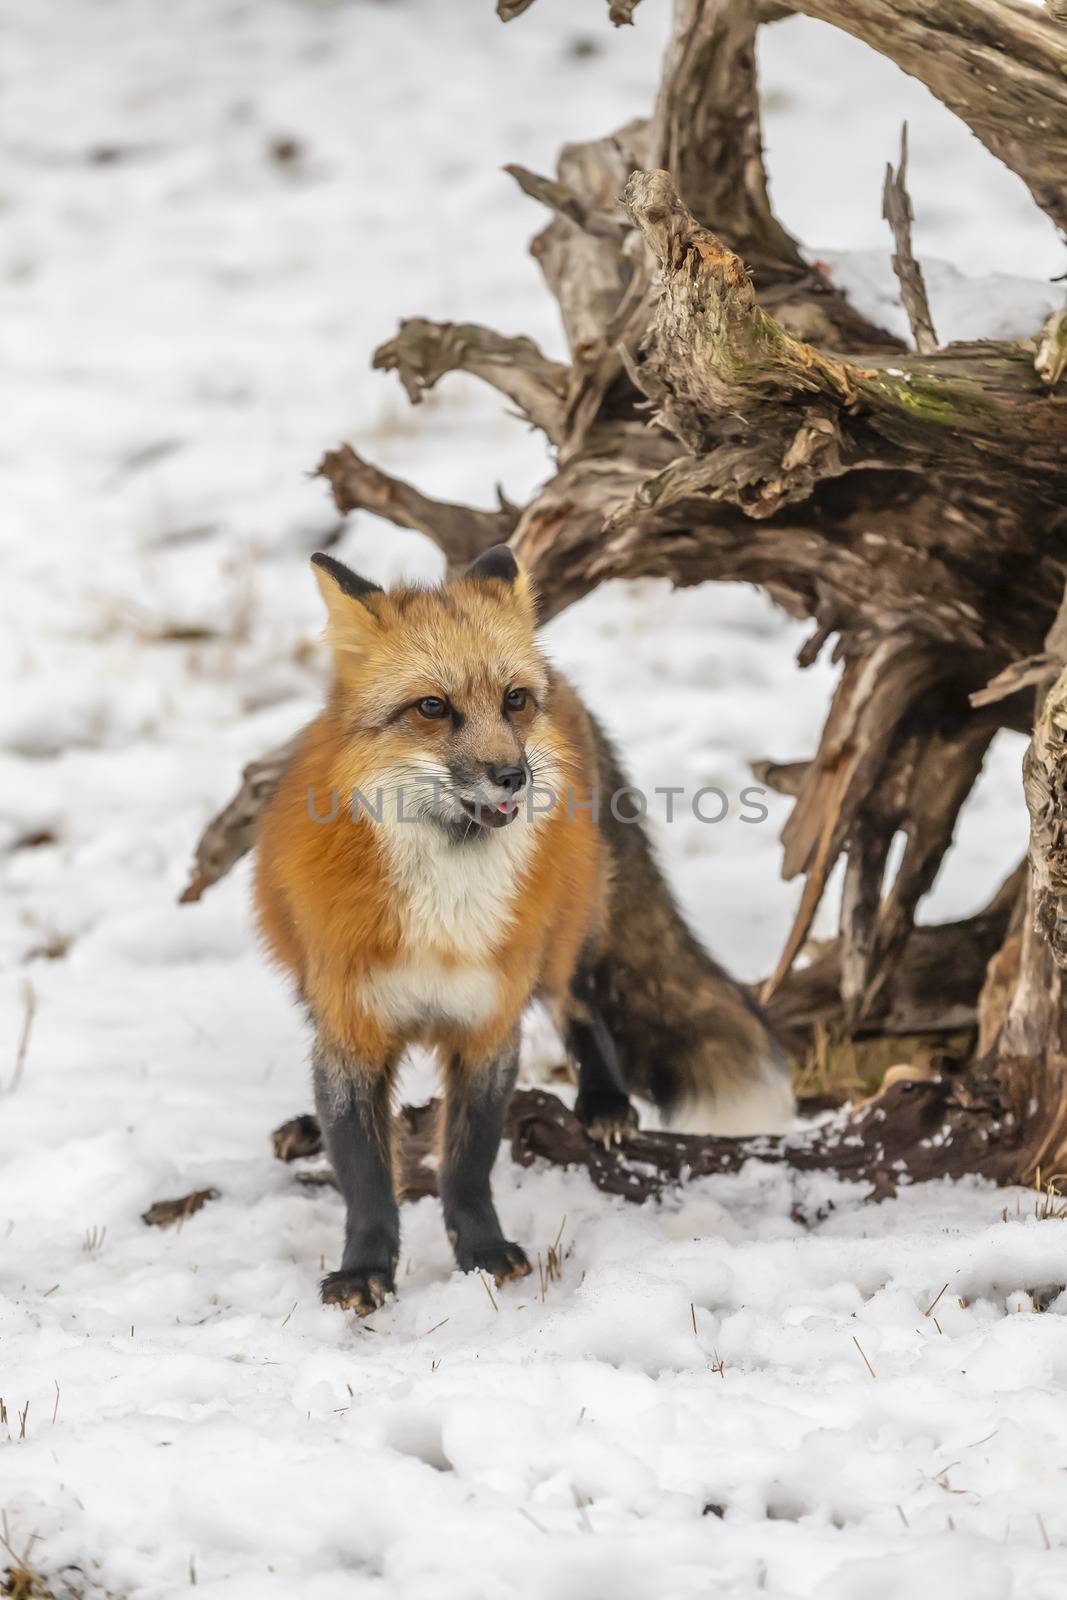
[183,0,1067,1190]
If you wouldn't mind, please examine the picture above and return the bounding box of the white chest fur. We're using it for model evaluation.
[380,812,535,958]
[362,961,500,1029]
[360,815,535,1030]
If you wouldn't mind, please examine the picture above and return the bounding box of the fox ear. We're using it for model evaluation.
[464,544,537,624]
[311,553,383,654]
[465,545,519,585]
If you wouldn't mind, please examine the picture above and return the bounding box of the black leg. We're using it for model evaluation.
[568,963,638,1146]
[439,1035,531,1285]
[313,1042,399,1315]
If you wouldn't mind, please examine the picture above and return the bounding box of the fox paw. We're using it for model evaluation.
[320,1268,395,1316]
[467,1242,532,1286]
[575,1087,639,1148]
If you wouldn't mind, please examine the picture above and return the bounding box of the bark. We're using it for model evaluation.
[1027,668,1067,972]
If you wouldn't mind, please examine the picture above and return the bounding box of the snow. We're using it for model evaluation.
[2,1,1066,1595]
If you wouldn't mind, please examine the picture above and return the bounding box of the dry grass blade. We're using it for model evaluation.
[0,1510,52,1600]
[1034,1170,1067,1220]
[924,1282,949,1317]
[0,1523,51,1600]
[852,1336,877,1380]
[479,1274,499,1312]
[7,983,36,1096]
[542,1216,571,1294]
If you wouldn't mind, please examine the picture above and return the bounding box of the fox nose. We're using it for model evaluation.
[487,763,526,795]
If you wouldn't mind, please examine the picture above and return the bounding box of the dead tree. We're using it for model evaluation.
[185,0,1067,1190]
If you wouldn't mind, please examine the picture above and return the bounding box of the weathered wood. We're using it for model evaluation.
[180,735,300,904]
[317,444,515,568]
[1027,671,1067,973]
[373,319,570,444]
[649,0,804,277]
[782,0,1067,234]
[1036,305,1067,389]
[881,123,938,355]
[622,169,1064,480]
[498,0,1067,234]
[768,868,1023,1041]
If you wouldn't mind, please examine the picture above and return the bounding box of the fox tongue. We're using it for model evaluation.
[497,798,516,814]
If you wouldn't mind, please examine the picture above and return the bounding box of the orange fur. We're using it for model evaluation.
[254,563,606,1077]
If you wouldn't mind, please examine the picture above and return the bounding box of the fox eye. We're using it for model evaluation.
[505,687,529,713]
[416,696,448,720]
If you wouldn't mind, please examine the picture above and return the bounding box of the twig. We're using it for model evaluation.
[8,981,36,1094]
[852,1335,877,1379]
[882,123,938,355]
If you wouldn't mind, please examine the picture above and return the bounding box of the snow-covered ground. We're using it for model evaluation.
[2,2,1066,1595]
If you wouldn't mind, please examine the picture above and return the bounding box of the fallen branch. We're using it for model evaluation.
[272,1071,1026,1208]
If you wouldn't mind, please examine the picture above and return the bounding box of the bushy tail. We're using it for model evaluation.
[590,720,794,1134]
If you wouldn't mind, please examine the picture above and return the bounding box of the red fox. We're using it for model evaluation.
[255,546,790,1314]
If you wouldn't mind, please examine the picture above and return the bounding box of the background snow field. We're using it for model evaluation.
[2,1,1066,1595]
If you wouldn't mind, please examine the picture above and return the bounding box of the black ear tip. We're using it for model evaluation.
[465,545,519,585]
[311,552,383,602]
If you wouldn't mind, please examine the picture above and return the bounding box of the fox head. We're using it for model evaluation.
[312,545,561,835]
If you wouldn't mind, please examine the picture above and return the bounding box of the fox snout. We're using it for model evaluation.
[485,762,526,795]
[452,757,529,829]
